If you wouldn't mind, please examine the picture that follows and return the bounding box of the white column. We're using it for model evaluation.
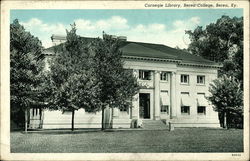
[170,72,177,118]
[154,71,160,120]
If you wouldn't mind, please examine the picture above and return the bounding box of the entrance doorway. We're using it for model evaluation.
[139,93,150,119]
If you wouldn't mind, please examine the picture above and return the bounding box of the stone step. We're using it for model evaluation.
[142,120,168,130]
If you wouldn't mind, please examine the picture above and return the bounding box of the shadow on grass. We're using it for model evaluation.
[22,128,103,135]
[21,128,170,135]
[202,127,243,131]
[18,127,243,135]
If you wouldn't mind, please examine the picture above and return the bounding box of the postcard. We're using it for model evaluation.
[1,0,249,160]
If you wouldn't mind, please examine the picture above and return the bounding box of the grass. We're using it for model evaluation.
[10,128,243,153]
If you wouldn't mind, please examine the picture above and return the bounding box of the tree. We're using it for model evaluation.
[48,24,101,131]
[186,16,244,128]
[91,33,139,130]
[186,16,243,83]
[186,15,243,63]
[186,16,243,84]
[10,19,45,132]
[207,75,243,129]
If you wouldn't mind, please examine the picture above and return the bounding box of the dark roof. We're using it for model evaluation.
[44,36,219,66]
[119,42,177,60]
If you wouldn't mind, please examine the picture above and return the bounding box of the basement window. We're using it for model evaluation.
[120,105,129,114]
[161,105,169,114]
[197,106,206,115]
[120,106,128,112]
[181,106,190,115]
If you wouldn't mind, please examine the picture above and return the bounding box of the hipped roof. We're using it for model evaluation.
[43,36,220,67]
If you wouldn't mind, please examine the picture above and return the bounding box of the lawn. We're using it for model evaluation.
[10,128,243,153]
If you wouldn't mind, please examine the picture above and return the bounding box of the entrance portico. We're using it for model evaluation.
[134,69,176,122]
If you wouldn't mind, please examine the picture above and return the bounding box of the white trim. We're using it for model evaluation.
[123,56,221,68]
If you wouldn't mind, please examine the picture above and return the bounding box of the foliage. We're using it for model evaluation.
[186,16,243,83]
[186,15,243,85]
[91,33,139,129]
[232,42,243,86]
[207,75,243,128]
[48,24,101,130]
[219,42,243,88]
[186,15,243,62]
[10,19,45,128]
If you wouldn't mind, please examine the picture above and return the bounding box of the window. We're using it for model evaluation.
[120,105,129,114]
[197,75,205,84]
[181,74,189,84]
[120,106,128,112]
[161,105,169,114]
[181,106,190,115]
[160,91,169,114]
[160,72,168,81]
[139,70,151,80]
[31,108,39,116]
[197,106,206,115]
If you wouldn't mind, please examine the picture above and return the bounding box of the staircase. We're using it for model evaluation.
[142,120,168,130]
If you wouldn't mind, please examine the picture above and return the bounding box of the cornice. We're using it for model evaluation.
[123,55,221,69]
[178,62,222,69]
[122,55,181,63]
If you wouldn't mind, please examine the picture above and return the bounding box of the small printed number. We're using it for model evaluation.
[232,154,241,156]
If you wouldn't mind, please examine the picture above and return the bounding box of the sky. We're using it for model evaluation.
[10,9,243,49]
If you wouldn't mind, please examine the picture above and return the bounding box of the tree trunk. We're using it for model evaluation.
[24,108,28,133]
[71,109,75,131]
[223,111,228,129]
[111,107,114,129]
[219,112,224,127]
[101,106,105,130]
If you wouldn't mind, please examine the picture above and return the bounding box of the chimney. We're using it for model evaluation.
[111,35,118,39]
[118,36,127,41]
[51,34,66,46]
[110,35,127,41]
